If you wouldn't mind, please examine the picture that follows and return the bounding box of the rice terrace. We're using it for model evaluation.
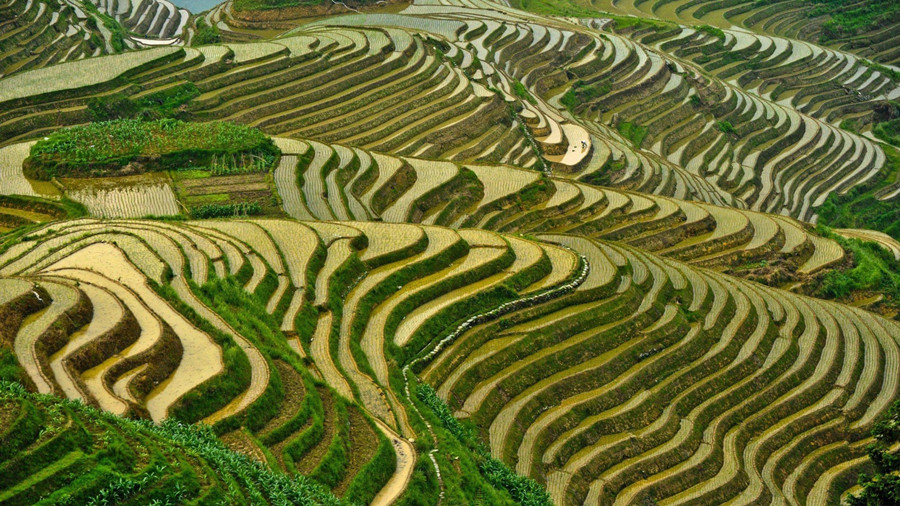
[4,0,900,503]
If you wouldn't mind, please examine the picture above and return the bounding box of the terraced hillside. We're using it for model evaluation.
[0,218,573,502]
[1,0,126,77]
[561,0,900,67]
[87,0,190,41]
[270,137,845,277]
[1,0,191,78]
[0,195,84,234]
[0,132,857,304]
[426,233,900,504]
[2,217,899,504]
[5,3,900,220]
[4,0,900,502]
[285,5,899,219]
[0,27,540,167]
[0,219,404,503]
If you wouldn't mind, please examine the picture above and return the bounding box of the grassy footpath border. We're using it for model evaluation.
[398,248,588,503]
[417,384,552,505]
[814,226,900,310]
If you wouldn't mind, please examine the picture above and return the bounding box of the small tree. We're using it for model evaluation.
[847,400,900,505]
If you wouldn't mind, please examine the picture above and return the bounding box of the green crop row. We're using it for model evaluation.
[343,432,395,504]
[192,276,288,433]
[192,202,263,219]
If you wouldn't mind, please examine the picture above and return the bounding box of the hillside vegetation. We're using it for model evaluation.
[24,119,279,179]
[0,381,345,505]
[532,0,900,66]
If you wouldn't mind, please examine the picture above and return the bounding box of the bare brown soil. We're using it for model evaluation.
[0,286,49,347]
[180,174,267,190]
[295,386,335,474]
[221,429,267,463]
[334,406,378,495]
[371,162,416,216]
[260,360,307,435]
[33,287,94,396]
[60,172,172,190]
[0,207,52,223]
[725,258,801,287]
[106,324,183,419]
[177,173,283,214]
[187,182,270,196]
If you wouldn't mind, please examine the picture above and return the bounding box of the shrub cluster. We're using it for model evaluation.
[81,2,127,52]
[513,80,537,105]
[25,119,279,179]
[695,24,725,39]
[847,399,900,505]
[88,83,201,122]
[617,121,648,148]
[813,0,900,41]
[561,80,611,111]
[815,227,900,309]
[192,18,221,46]
[816,144,900,240]
[717,120,736,134]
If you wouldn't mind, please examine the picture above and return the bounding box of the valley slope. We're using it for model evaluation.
[2,0,900,504]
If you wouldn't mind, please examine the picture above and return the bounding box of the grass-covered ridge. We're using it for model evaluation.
[0,381,346,505]
[24,119,280,180]
[0,218,567,503]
